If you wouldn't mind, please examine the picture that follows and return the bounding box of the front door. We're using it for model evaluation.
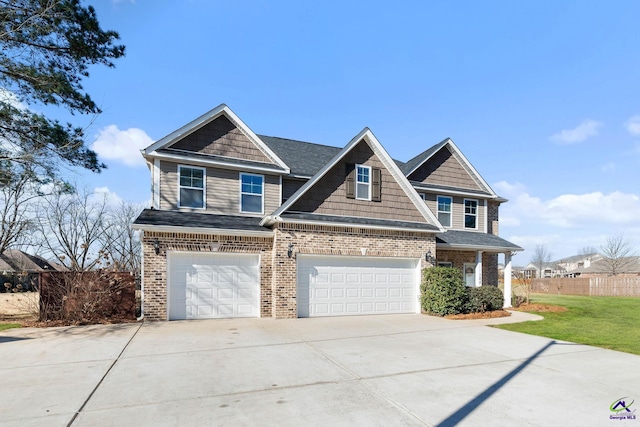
[463,263,476,287]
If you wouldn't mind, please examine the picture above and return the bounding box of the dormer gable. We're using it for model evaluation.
[265,128,443,231]
[142,104,290,172]
[404,138,496,196]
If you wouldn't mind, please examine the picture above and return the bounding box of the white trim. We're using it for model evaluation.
[178,165,206,209]
[132,223,273,237]
[268,215,437,234]
[412,185,497,199]
[148,150,287,175]
[270,128,444,232]
[463,198,478,230]
[436,195,452,228]
[142,104,290,172]
[278,175,283,206]
[483,200,488,233]
[239,172,265,214]
[436,242,522,253]
[152,158,161,209]
[503,252,513,308]
[355,164,372,201]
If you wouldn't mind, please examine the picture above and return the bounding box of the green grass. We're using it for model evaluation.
[0,323,21,332]
[496,294,640,355]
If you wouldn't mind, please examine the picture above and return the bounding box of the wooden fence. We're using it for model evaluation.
[531,277,640,297]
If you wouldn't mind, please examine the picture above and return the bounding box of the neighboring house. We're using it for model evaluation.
[523,262,564,279]
[573,256,640,277]
[133,104,523,321]
[555,253,601,277]
[0,249,61,291]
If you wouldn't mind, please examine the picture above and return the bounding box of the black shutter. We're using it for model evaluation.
[372,167,381,202]
[345,163,355,199]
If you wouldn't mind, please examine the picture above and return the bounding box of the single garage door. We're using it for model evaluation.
[168,252,260,320]
[297,255,420,318]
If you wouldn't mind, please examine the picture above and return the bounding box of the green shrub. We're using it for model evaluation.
[465,286,504,313]
[420,267,467,316]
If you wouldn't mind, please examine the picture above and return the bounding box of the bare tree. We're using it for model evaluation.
[599,233,636,275]
[33,189,110,271]
[102,201,142,273]
[578,246,598,257]
[531,245,552,278]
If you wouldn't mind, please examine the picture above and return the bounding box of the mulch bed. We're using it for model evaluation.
[511,303,568,313]
[444,310,512,320]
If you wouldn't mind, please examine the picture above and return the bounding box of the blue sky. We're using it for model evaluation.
[51,0,640,265]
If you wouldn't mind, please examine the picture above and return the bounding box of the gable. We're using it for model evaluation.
[289,139,427,223]
[169,115,274,164]
[408,146,483,191]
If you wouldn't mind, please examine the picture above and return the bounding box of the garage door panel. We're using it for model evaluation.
[169,252,259,320]
[297,256,418,318]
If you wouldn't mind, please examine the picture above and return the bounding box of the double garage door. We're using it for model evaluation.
[168,252,260,320]
[167,252,419,320]
[297,255,420,317]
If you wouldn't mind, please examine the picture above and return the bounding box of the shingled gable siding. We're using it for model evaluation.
[271,223,436,318]
[170,115,273,164]
[436,250,499,286]
[423,193,486,231]
[289,141,426,223]
[141,231,274,321]
[159,161,280,214]
[409,147,483,191]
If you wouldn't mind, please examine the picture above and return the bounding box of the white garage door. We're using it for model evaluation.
[297,255,420,318]
[168,252,260,320]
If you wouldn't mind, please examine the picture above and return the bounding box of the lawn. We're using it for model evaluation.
[0,323,21,332]
[496,294,640,355]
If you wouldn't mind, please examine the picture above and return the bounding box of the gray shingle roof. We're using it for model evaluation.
[279,212,439,232]
[259,135,341,176]
[436,230,523,252]
[134,209,270,233]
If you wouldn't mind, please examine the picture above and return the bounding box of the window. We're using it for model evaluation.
[464,199,478,229]
[438,262,452,267]
[179,166,205,208]
[356,165,371,200]
[437,196,452,227]
[419,193,426,201]
[240,173,264,213]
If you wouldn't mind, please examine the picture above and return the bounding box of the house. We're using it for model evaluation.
[133,104,523,320]
[0,249,61,291]
[555,253,601,277]
[573,256,640,277]
[522,262,563,279]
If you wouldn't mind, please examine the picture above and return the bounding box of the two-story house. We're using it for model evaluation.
[133,104,523,320]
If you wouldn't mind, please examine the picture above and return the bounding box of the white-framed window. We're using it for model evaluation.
[356,165,371,200]
[240,173,264,214]
[419,193,426,201]
[464,199,478,229]
[437,196,452,227]
[178,165,205,209]
[438,262,453,267]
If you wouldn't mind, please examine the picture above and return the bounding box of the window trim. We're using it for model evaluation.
[355,164,372,201]
[437,195,452,228]
[178,165,206,209]
[438,262,453,267]
[464,198,478,230]
[239,172,265,214]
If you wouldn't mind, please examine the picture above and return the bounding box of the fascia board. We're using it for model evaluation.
[147,151,288,175]
[362,129,445,232]
[271,128,371,217]
[142,104,290,173]
[275,217,440,234]
[405,138,450,177]
[132,223,273,237]
[436,242,524,252]
[445,139,498,197]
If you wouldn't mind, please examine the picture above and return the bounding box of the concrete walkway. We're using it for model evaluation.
[1,312,638,426]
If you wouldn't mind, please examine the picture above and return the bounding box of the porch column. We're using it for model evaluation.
[475,251,483,287]
[503,252,513,308]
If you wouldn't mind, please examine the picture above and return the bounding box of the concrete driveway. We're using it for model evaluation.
[1,312,638,427]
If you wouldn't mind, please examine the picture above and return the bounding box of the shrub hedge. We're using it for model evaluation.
[420,267,504,316]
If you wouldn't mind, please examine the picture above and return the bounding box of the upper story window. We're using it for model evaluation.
[178,165,205,209]
[419,193,426,201]
[464,199,478,229]
[437,196,452,227]
[240,173,264,213]
[356,165,371,200]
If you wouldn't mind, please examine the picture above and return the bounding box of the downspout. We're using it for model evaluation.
[137,230,144,321]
